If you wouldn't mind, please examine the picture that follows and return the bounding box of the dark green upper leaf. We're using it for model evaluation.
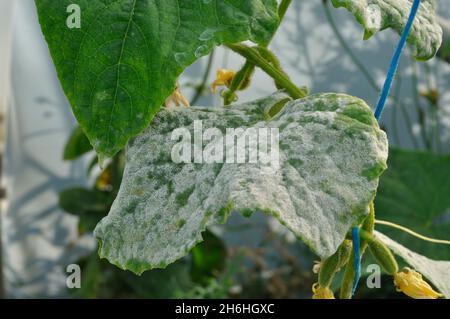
[35,0,279,158]
[375,149,450,260]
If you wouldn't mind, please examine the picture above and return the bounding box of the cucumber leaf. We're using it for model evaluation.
[94,92,388,274]
[34,0,279,158]
[331,0,442,60]
[375,148,450,260]
[375,231,450,298]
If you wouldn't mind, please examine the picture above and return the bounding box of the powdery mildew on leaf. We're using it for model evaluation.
[34,0,279,158]
[331,0,442,60]
[375,231,450,298]
[94,93,388,274]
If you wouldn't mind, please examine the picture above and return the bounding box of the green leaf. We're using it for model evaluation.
[59,187,111,215]
[77,212,107,234]
[64,126,93,160]
[34,0,280,158]
[73,253,196,298]
[190,230,227,283]
[72,253,103,298]
[94,92,388,274]
[60,187,112,233]
[331,0,442,60]
[375,231,449,298]
[118,261,195,298]
[374,148,450,260]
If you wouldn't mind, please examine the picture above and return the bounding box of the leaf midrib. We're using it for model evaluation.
[106,0,138,149]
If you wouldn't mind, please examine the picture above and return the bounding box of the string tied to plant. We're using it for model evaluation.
[351,0,422,297]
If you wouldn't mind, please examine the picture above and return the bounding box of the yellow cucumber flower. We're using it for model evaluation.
[394,268,443,299]
[165,84,190,107]
[312,283,335,299]
[96,168,112,191]
[211,68,236,94]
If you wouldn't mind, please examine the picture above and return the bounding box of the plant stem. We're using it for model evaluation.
[277,0,293,25]
[223,63,253,106]
[190,49,215,105]
[360,202,375,253]
[227,43,307,99]
[224,0,294,105]
[340,253,355,299]
[341,202,375,299]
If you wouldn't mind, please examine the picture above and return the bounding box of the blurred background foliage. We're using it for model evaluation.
[57,1,450,299]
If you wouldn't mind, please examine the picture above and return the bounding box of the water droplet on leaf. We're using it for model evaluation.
[194,45,210,58]
[199,28,216,41]
[174,52,190,67]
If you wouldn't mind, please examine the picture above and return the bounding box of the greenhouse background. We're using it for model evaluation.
[0,0,449,298]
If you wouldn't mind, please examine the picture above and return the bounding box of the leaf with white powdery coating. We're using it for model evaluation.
[34,0,279,158]
[94,92,388,274]
[375,231,450,298]
[331,0,442,60]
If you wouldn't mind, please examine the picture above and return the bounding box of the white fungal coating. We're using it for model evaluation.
[94,92,388,274]
[331,0,443,60]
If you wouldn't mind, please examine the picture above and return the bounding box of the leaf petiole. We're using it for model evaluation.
[223,0,296,104]
[226,43,307,100]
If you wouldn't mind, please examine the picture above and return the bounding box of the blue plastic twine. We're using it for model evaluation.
[352,0,421,297]
[373,0,421,120]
